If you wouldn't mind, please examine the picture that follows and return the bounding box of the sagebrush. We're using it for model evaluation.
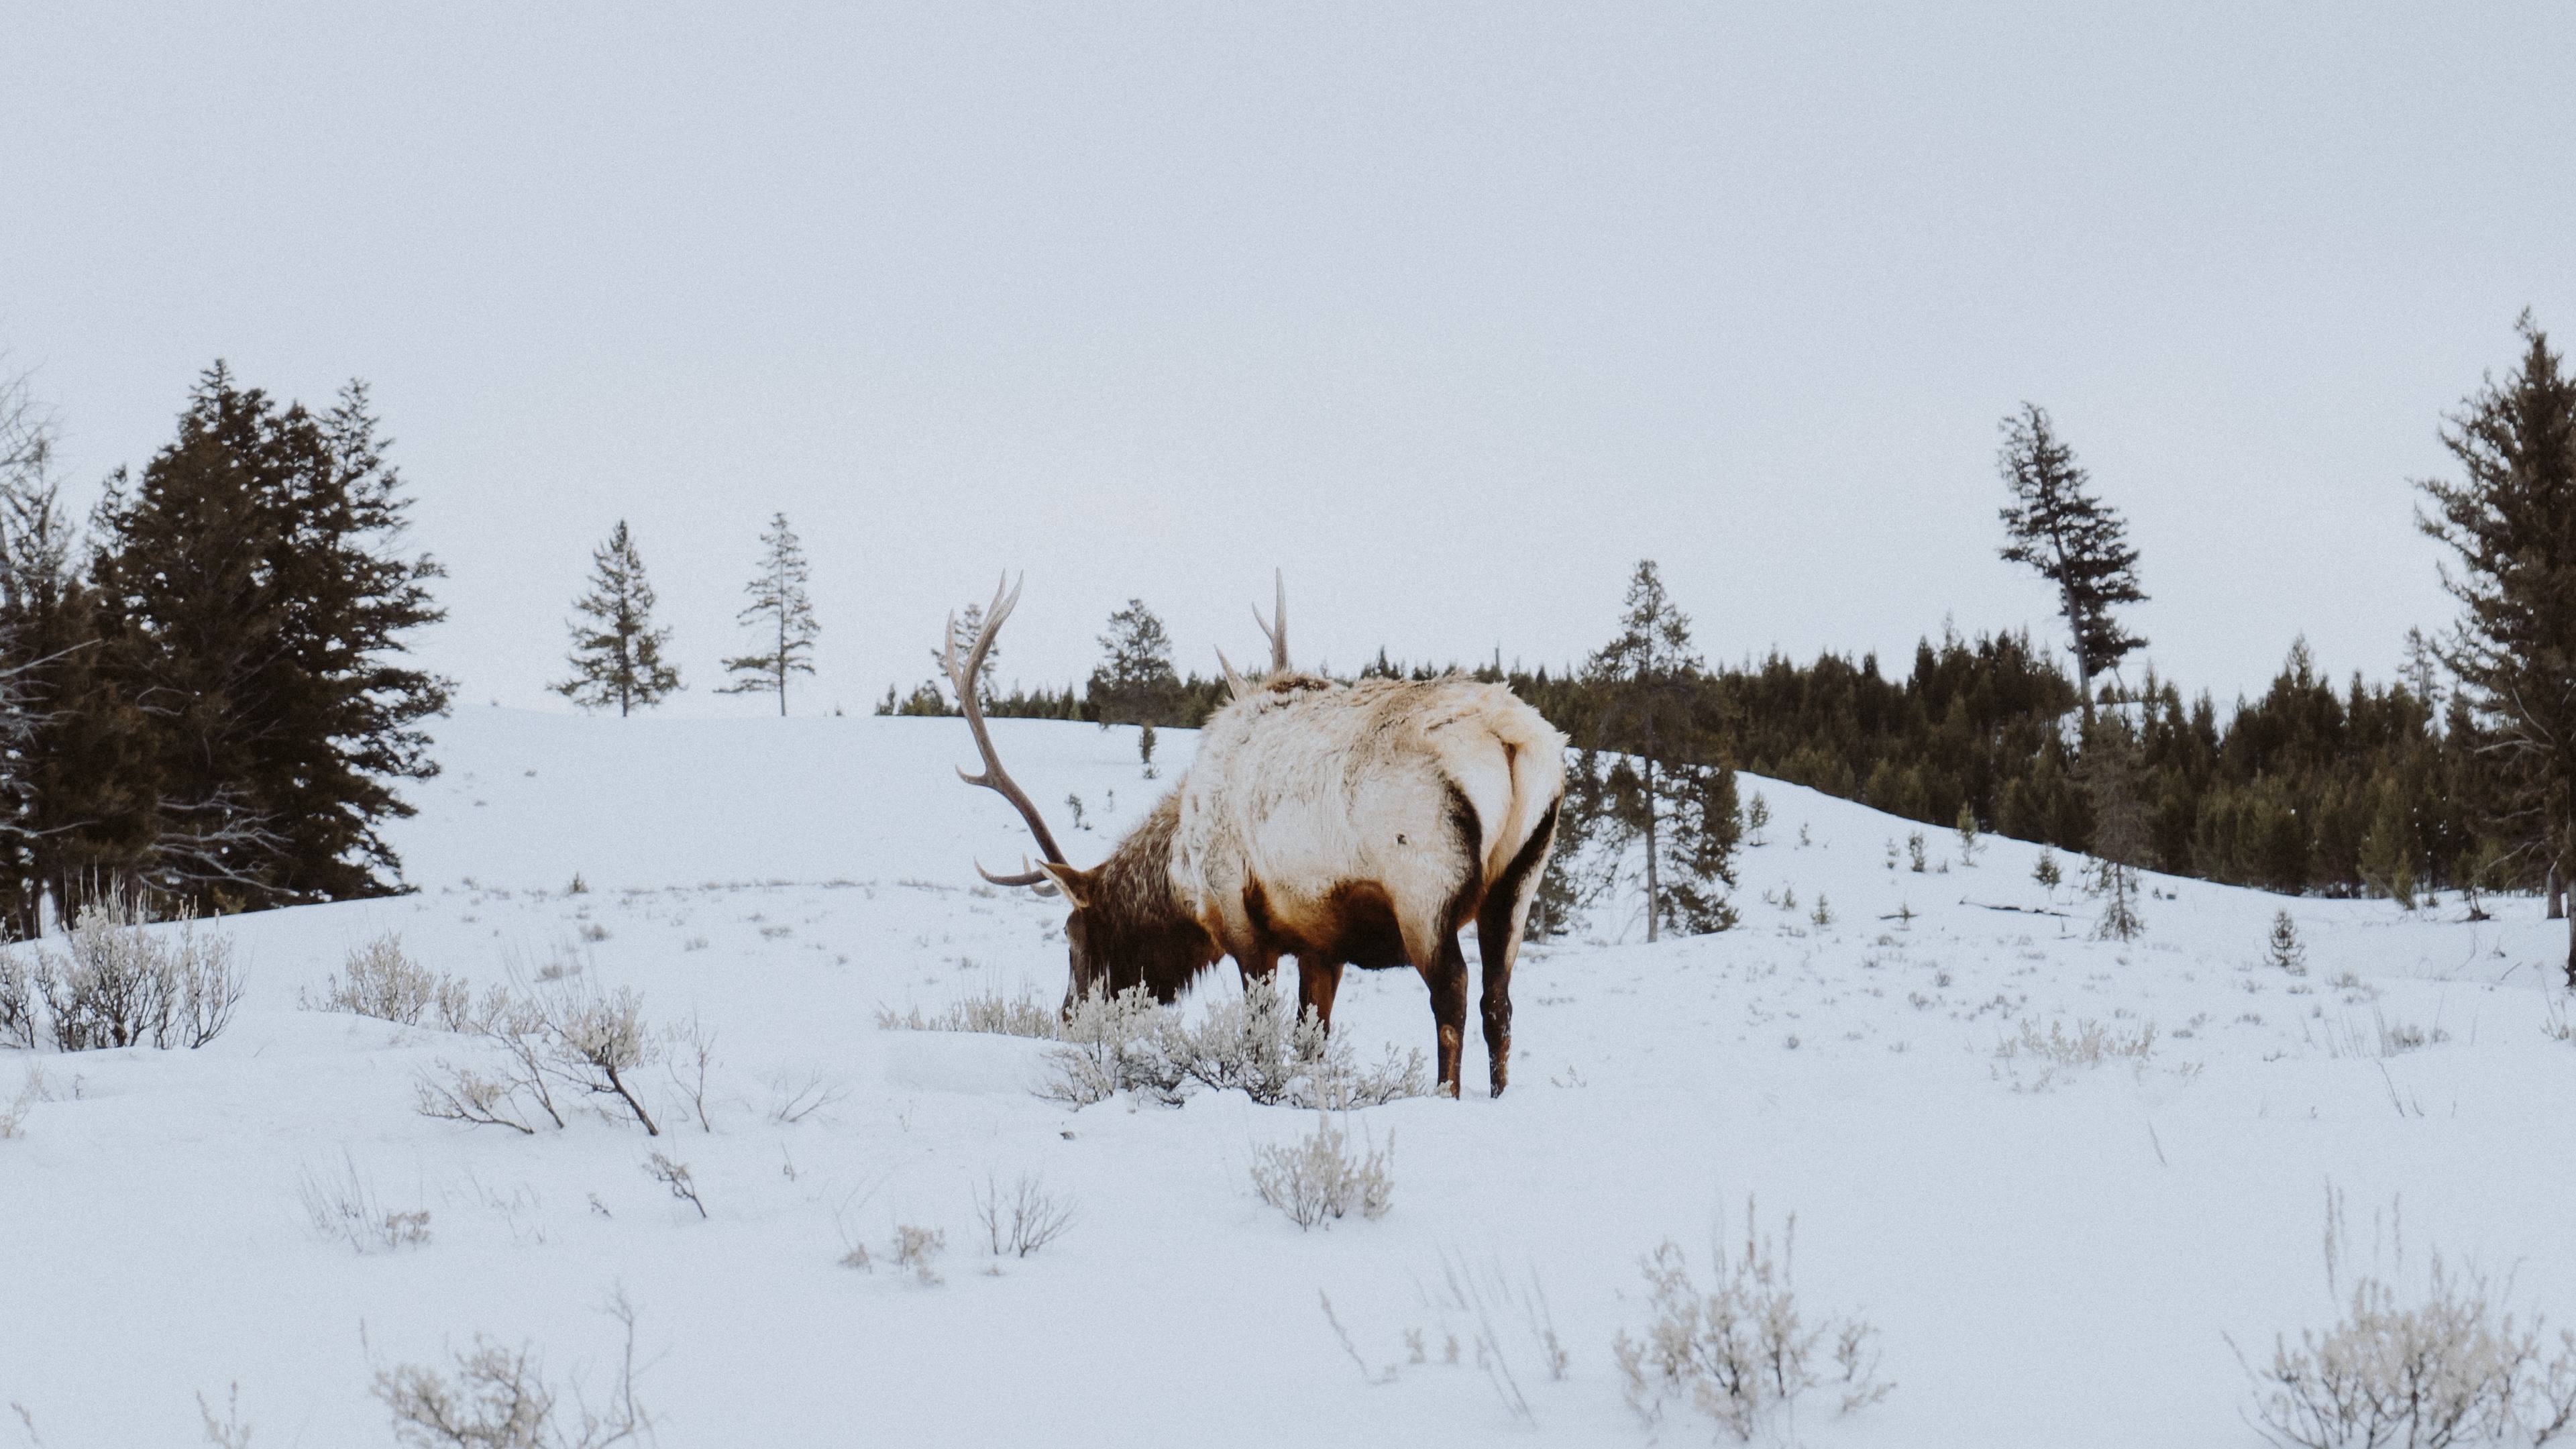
[298,1151,433,1252]
[23,896,242,1052]
[1250,1114,1393,1230]
[307,932,471,1030]
[876,989,1057,1038]
[974,1172,1076,1259]
[372,1292,649,1449]
[415,978,661,1135]
[2239,1189,2576,1448]
[1613,1204,1890,1441]
[1039,977,1426,1110]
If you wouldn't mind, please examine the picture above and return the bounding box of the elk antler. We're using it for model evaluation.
[1250,568,1288,675]
[944,574,1067,893]
[1214,646,1250,701]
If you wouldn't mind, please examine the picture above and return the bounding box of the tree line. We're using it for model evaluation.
[3,315,2565,967]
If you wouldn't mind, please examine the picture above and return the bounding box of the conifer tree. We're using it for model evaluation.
[0,461,154,932]
[2418,313,2576,979]
[1585,560,1736,940]
[89,364,450,908]
[1998,404,2147,718]
[1088,598,1181,773]
[2074,714,2148,941]
[555,521,682,716]
[0,368,133,929]
[1652,760,1741,935]
[716,513,818,716]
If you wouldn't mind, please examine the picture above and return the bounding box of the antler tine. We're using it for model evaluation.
[978,857,1061,897]
[1214,645,1250,701]
[943,572,1071,875]
[1250,568,1289,674]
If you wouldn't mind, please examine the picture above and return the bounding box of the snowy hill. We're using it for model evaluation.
[6,708,2574,1446]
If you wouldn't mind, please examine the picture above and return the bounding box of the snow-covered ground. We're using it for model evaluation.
[7,707,2575,1446]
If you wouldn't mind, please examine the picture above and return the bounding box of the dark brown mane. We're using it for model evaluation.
[1081,793,1220,1002]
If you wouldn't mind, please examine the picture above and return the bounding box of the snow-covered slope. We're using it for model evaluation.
[6,708,2573,1446]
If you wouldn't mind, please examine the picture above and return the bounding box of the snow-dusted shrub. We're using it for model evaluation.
[766,1069,847,1124]
[0,1065,46,1138]
[2239,1193,2576,1448]
[307,932,471,1030]
[298,1152,433,1252]
[372,1292,649,1449]
[1038,978,1428,1110]
[1157,975,1310,1102]
[415,980,660,1135]
[1163,977,1426,1108]
[417,989,566,1134]
[32,899,242,1051]
[875,989,1058,1038]
[642,1151,705,1218]
[1038,984,1177,1106]
[1250,1114,1393,1230]
[0,947,33,1049]
[974,1172,1076,1259]
[892,1224,947,1285]
[1992,1017,2159,1090]
[664,1013,716,1132]
[1613,1206,1889,1441]
[543,981,659,1134]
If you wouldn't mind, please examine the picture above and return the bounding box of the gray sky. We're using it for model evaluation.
[5,3,2570,719]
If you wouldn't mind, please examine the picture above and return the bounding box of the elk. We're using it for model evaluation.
[947,574,1566,1098]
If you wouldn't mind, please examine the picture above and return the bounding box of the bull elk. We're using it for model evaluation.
[946,574,1566,1098]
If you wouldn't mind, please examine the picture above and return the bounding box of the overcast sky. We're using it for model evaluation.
[5,3,2571,720]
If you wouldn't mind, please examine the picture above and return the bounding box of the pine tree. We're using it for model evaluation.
[1088,598,1181,773]
[2074,714,2148,941]
[555,521,682,716]
[1998,404,2147,719]
[1585,560,1735,941]
[716,513,817,716]
[1652,760,1741,935]
[0,460,155,932]
[89,364,450,909]
[2401,627,2445,724]
[2265,910,2306,975]
[2418,313,2576,980]
[0,368,146,930]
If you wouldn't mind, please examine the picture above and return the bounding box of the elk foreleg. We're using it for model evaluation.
[1234,946,1283,996]
[1415,934,1471,1098]
[1295,957,1345,1044]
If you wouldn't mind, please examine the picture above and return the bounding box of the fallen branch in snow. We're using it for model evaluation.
[1959,898,2072,919]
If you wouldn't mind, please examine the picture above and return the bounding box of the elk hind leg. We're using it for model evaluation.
[1476,802,1559,1099]
[1410,933,1470,1098]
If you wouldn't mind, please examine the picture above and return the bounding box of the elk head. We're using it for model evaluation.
[947,575,1214,1005]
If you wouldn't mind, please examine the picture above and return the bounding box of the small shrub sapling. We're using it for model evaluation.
[1250,1114,1394,1230]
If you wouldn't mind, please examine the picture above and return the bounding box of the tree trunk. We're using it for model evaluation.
[1642,756,1658,944]
[2549,860,2565,920]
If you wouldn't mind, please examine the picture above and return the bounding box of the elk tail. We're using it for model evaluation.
[1482,704,1569,888]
